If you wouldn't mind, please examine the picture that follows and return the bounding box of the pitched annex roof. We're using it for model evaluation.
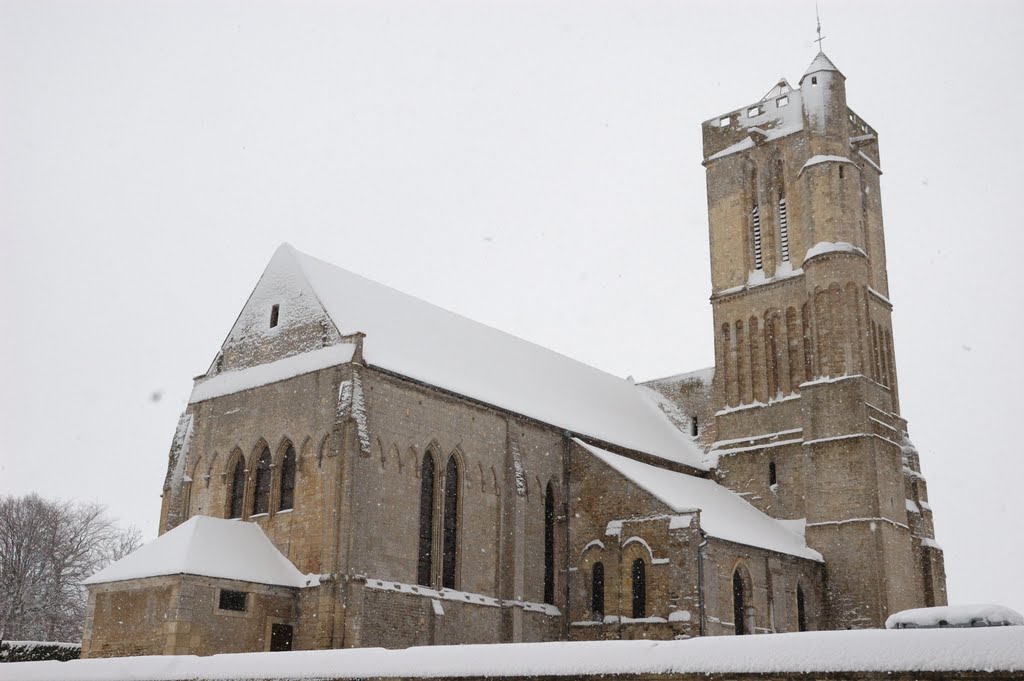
[267,244,707,470]
[576,439,822,561]
[84,516,312,587]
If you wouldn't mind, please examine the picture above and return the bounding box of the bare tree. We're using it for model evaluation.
[0,494,142,643]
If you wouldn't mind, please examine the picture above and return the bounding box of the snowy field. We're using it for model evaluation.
[2,627,1021,680]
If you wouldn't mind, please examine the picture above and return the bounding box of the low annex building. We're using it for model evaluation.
[81,51,945,658]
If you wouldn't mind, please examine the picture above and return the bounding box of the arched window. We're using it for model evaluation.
[797,585,807,632]
[278,444,296,511]
[631,558,646,619]
[228,457,246,519]
[769,461,778,487]
[417,451,436,586]
[733,569,748,635]
[251,446,272,515]
[543,482,555,605]
[591,562,605,621]
[801,303,815,380]
[441,455,459,589]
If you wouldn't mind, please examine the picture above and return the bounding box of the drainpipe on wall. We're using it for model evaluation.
[697,529,708,637]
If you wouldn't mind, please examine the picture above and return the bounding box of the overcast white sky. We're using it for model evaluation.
[2,0,1023,615]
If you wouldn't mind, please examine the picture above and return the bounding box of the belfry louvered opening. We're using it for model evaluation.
[778,197,790,262]
[751,205,763,270]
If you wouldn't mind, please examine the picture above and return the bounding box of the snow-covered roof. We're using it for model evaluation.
[6,628,1023,680]
[642,366,715,387]
[84,516,313,588]
[576,439,822,561]
[886,604,1024,630]
[190,344,356,404]
[803,51,841,77]
[232,245,706,470]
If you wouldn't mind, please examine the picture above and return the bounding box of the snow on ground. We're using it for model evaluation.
[3,628,1022,680]
[886,604,1024,629]
[576,439,821,561]
[84,516,315,588]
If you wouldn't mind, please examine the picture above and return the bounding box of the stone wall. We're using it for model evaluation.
[83,576,297,659]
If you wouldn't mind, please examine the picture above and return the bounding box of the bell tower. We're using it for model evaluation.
[701,52,946,629]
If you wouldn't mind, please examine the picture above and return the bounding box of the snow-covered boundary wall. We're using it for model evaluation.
[2,627,1022,680]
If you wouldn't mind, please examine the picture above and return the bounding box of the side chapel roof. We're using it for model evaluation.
[85,516,313,587]
[577,439,822,561]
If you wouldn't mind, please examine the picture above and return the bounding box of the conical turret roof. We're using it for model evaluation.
[803,51,843,78]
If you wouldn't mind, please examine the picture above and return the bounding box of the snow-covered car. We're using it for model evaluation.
[886,604,1024,629]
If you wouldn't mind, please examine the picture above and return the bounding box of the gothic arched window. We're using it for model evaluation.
[631,558,646,619]
[228,457,246,519]
[252,446,272,515]
[797,585,808,632]
[591,562,605,621]
[417,451,436,587]
[441,455,459,589]
[279,443,296,511]
[733,569,749,635]
[543,482,555,605]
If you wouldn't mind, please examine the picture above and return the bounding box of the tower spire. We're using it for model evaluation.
[815,3,826,52]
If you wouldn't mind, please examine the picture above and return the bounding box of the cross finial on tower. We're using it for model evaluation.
[815,3,826,51]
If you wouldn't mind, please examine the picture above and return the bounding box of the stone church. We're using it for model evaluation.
[80,51,946,658]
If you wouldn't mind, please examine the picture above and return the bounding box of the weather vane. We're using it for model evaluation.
[815,3,826,52]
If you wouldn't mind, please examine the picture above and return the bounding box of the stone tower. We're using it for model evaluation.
[700,52,946,629]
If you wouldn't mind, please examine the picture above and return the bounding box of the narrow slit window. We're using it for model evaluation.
[270,304,280,328]
[751,205,763,270]
[441,455,459,590]
[228,457,246,519]
[690,416,699,437]
[278,444,296,511]
[769,461,778,486]
[591,562,605,620]
[797,586,808,632]
[733,571,747,635]
[543,483,555,605]
[839,165,845,179]
[417,452,436,587]
[251,446,272,516]
[811,76,818,85]
[631,559,646,619]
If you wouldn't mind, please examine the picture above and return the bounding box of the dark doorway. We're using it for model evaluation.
[269,623,293,652]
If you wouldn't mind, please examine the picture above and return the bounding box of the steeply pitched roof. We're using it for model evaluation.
[223,244,706,470]
[84,516,313,587]
[577,439,822,561]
